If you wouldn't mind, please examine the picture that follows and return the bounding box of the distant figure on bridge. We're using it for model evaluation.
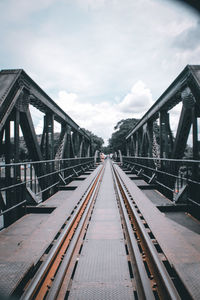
[100,152,105,162]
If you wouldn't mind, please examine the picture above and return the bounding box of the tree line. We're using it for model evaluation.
[102,118,139,155]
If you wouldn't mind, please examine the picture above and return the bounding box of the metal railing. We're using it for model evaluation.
[122,156,200,207]
[0,157,95,228]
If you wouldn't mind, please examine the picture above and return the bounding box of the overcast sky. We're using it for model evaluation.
[0,0,200,145]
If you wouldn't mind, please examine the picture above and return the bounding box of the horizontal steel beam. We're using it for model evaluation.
[0,69,90,141]
[126,65,200,139]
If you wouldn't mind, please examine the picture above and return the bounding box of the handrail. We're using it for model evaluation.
[0,157,95,228]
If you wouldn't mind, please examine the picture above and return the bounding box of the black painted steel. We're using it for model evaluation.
[0,69,95,227]
[112,165,155,300]
[126,65,200,160]
[21,164,103,300]
[124,65,200,211]
[0,158,94,226]
[113,163,181,300]
[122,156,200,208]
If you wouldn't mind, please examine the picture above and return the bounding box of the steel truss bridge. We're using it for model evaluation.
[124,65,200,215]
[0,66,200,300]
[0,69,93,226]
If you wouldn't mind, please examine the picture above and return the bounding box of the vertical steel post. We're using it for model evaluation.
[147,121,153,157]
[63,125,71,158]
[4,119,12,227]
[159,112,164,159]
[130,135,134,156]
[192,106,198,160]
[79,136,84,158]
[73,131,80,158]
[126,138,130,156]
[159,111,170,158]
[45,113,54,160]
[14,108,22,221]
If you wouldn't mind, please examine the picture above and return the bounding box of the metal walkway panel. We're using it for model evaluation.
[127,174,172,206]
[73,240,130,283]
[69,161,133,300]
[0,214,48,261]
[115,164,200,300]
[166,211,200,236]
[142,189,172,206]
[69,283,133,300]
[0,261,28,296]
[0,166,101,296]
[39,189,77,208]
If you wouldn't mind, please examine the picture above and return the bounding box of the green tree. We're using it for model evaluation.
[81,128,104,153]
[108,118,139,155]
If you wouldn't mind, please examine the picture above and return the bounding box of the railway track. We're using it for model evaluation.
[19,164,105,300]
[17,160,192,300]
[112,164,191,300]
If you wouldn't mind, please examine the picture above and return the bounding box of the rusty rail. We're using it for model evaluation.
[112,162,186,300]
[21,164,104,300]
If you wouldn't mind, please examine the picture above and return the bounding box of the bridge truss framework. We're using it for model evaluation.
[0,69,94,226]
[124,65,200,210]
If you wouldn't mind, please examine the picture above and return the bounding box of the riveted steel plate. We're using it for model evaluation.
[115,163,200,300]
[69,282,134,300]
[0,261,30,296]
[74,240,129,283]
[69,161,133,299]
[177,263,200,299]
[0,166,101,296]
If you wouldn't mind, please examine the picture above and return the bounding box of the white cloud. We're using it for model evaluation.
[53,80,152,145]
[1,0,199,101]
[1,0,200,147]
[169,102,182,134]
[0,0,58,22]
[119,81,153,113]
[76,0,106,10]
[157,19,195,37]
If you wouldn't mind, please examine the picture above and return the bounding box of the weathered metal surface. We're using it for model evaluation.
[0,69,90,139]
[0,68,94,227]
[0,262,29,296]
[114,164,181,299]
[0,70,22,131]
[126,65,200,160]
[126,65,200,139]
[29,168,103,300]
[69,161,133,300]
[0,166,100,296]
[122,156,200,208]
[115,164,200,299]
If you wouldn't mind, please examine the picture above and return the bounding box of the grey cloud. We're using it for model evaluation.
[172,21,200,49]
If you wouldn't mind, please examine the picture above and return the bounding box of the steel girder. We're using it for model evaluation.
[0,69,92,162]
[0,69,93,226]
[126,65,200,160]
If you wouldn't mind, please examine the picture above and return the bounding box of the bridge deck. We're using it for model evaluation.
[68,160,133,299]
[116,164,200,299]
[0,161,199,299]
[0,167,101,296]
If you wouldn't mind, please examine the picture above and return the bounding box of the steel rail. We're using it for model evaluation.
[111,165,155,300]
[112,163,181,300]
[46,164,105,299]
[21,165,104,300]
